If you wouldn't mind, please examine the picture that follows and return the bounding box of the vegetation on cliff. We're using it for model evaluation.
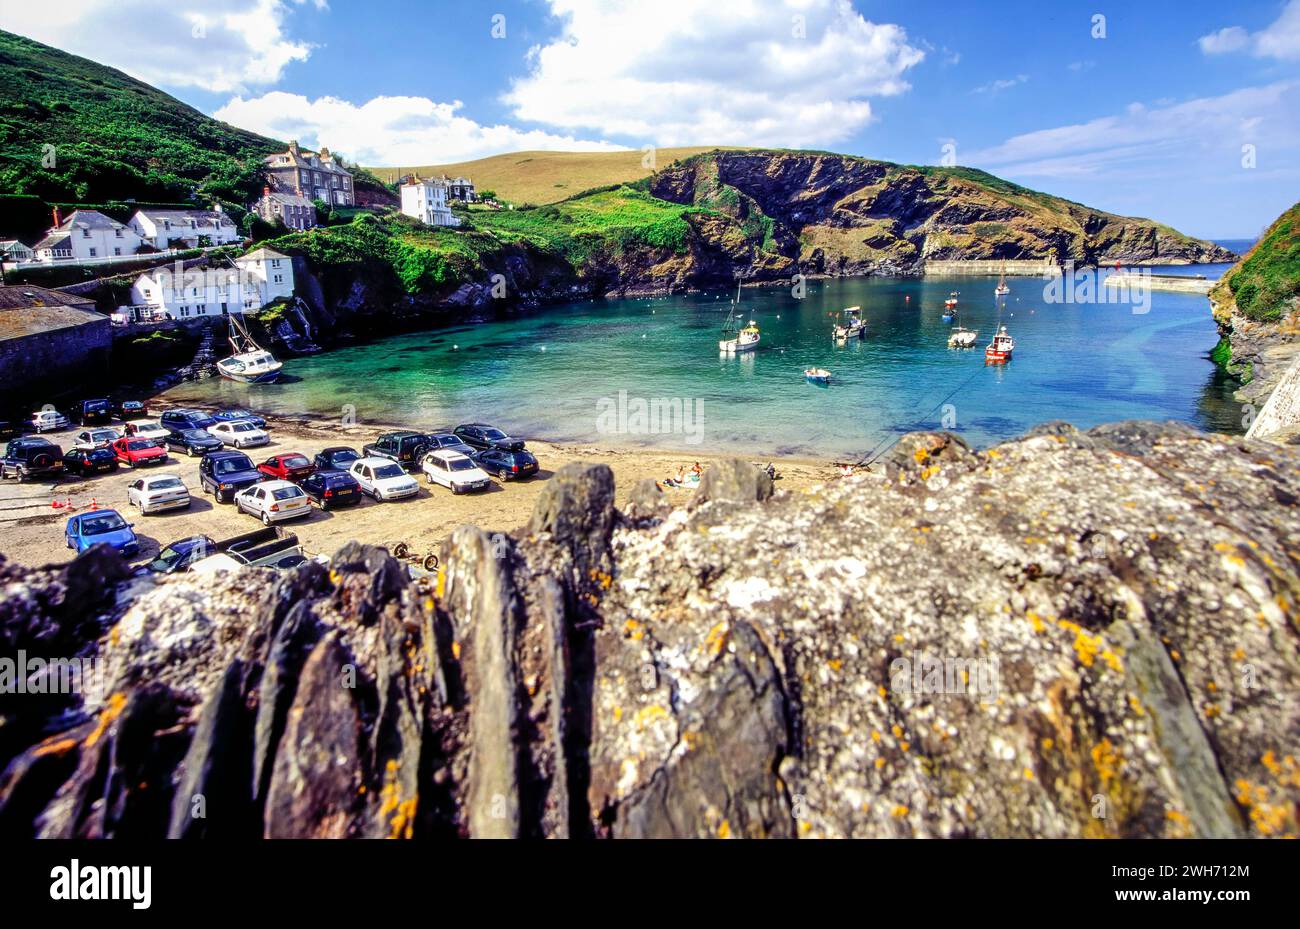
[1212,201,1300,323]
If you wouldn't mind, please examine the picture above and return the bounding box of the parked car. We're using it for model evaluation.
[164,428,223,457]
[73,398,114,426]
[186,527,312,574]
[65,509,138,558]
[0,419,23,440]
[258,453,315,482]
[348,457,419,501]
[211,409,268,429]
[473,447,540,482]
[313,446,361,472]
[159,409,217,431]
[198,450,263,503]
[127,473,191,515]
[111,436,168,468]
[209,420,270,449]
[73,427,123,450]
[113,399,146,420]
[1,437,64,482]
[233,479,312,525]
[144,535,217,575]
[421,449,491,494]
[362,431,441,471]
[453,423,526,452]
[299,469,363,510]
[124,421,170,441]
[62,447,120,477]
[31,409,69,433]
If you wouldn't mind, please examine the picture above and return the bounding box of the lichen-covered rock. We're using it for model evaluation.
[0,422,1297,839]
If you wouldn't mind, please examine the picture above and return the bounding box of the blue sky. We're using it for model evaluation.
[4,0,1298,238]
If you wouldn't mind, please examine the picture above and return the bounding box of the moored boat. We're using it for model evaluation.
[984,324,1015,364]
[995,262,1010,297]
[805,367,832,384]
[218,314,284,384]
[832,306,866,341]
[719,282,760,353]
[948,324,978,348]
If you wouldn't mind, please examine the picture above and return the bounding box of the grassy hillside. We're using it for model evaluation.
[368,147,746,205]
[1211,201,1300,323]
[0,29,281,206]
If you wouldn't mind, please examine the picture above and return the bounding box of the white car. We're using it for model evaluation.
[210,420,271,449]
[31,410,69,433]
[349,457,419,501]
[421,450,491,494]
[129,421,171,441]
[74,427,123,450]
[126,474,191,514]
[233,480,311,524]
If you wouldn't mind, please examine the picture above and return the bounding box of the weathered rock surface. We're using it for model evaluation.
[1,422,1297,838]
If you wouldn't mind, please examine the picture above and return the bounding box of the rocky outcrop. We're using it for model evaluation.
[2,422,1297,838]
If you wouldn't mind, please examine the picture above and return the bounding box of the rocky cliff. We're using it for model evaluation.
[1,421,1297,839]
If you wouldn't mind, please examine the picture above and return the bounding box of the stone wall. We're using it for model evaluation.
[0,318,111,405]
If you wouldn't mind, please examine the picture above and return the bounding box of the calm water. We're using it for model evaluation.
[166,268,1246,459]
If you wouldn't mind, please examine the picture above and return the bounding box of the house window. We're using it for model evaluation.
[271,259,280,268]
[273,274,283,283]
[115,229,122,238]
[114,248,122,256]
[83,229,91,238]
[143,289,152,298]
[89,248,97,257]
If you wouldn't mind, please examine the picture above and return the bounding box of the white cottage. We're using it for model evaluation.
[32,210,143,262]
[128,249,295,320]
[400,178,460,227]
[128,207,240,250]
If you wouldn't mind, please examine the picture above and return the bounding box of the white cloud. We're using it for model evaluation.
[214,92,622,165]
[0,0,324,93]
[1198,0,1300,60]
[502,0,925,147]
[971,74,1028,95]
[963,81,1300,181]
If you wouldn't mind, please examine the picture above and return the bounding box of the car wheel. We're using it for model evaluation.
[188,447,196,457]
[426,473,434,484]
[262,512,272,526]
[15,468,24,484]
[452,484,462,495]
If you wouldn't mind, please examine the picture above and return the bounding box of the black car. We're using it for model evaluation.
[63,446,120,477]
[473,447,539,481]
[362,431,436,472]
[113,399,146,420]
[165,428,224,457]
[74,398,114,426]
[314,446,362,472]
[160,408,218,431]
[1,437,64,482]
[0,419,22,440]
[198,450,263,503]
[453,423,526,452]
[145,536,217,575]
[299,469,363,510]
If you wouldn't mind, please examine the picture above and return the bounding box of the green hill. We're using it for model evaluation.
[0,29,282,207]
[1211,201,1300,323]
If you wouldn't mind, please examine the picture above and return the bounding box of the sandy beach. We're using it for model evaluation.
[0,409,842,569]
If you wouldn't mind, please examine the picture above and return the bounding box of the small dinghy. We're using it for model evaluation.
[805,367,832,384]
[995,262,1010,297]
[948,325,978,348]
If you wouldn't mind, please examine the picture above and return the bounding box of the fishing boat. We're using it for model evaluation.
[984,324,1015,364]
[804,367,832,384]
[832,306,866,341]
[718,282,760,353]
[944,291,959,309]
[947,313,978,348]
[995,262,1010,297]
[217,314,284,384]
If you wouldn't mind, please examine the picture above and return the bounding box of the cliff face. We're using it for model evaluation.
[1,421,1297,839]
[650,151,1236,275]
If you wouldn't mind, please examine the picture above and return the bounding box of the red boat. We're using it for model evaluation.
[985,325,1015,364]
[944,291,959,309]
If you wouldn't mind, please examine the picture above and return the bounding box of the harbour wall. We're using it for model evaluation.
[923,260,1059,277]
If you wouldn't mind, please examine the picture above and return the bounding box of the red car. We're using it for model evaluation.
[257,453,315,483]
[112,436,169,467]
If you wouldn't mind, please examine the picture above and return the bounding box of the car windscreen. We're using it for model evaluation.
[272,487,303,500]
[126,440,156,451]
[330,450,359,463]
[149,477,184,490]
[214,457,253,474]
[84,400,109,412]
[181,430,212,440]
[283,456,310,468]
[374,464,405,479]
[231,423,256,432]
[82,513,127,534]
[448,459,476,471]
[483,429,508,440]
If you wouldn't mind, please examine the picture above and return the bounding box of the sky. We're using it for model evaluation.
[2,0,1298,238]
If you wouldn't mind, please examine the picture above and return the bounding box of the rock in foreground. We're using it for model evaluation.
[1,422,1297,839]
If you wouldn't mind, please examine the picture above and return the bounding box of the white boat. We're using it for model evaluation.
[995,262,1010,297]
[985,324,1015,364]
[832,306,866,341]
[217,314,284,384]
[719,282,760,353]
[805,367,832,384]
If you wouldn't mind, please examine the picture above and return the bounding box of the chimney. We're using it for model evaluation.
[263,186,271,198]
[288,140,300,155]
[53,206,62,227]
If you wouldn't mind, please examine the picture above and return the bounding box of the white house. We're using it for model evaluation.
[0,240,34,263]
[33,210,143,262]
[128,207,240,250]
[128,249,295,320]
[400,178,460,227]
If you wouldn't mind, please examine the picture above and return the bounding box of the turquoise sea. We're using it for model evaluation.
[165,251,1250,460]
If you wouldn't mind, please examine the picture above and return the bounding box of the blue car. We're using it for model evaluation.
[212,409,268,429]
[65,509,139,558]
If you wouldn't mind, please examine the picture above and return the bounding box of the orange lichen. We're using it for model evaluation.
[84,693,127,750]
